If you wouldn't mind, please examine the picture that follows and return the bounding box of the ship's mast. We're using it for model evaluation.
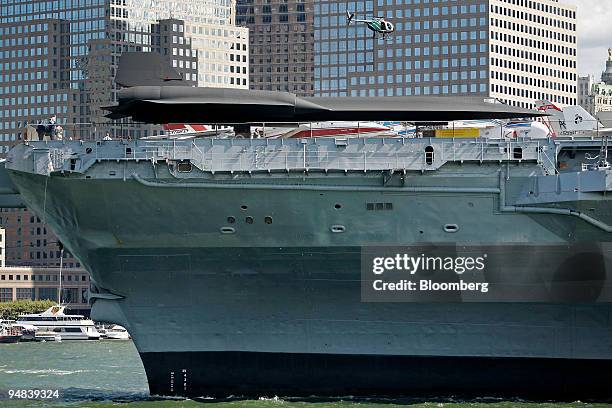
[604,133,609,166]
[58,247,64,306]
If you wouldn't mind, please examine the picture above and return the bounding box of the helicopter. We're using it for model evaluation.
[346,11,395,39]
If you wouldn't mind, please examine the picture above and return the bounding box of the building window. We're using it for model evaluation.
[0,287,12,302]
[38,287,57,302]
[60,288,78,304]
[16,288,34,300]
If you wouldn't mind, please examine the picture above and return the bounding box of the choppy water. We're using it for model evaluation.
[0,341,611,408]
[0,340,147,405]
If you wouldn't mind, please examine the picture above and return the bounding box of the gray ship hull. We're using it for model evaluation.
[139,351,612,398]
[93,244,612,398]
[5,136,612,398]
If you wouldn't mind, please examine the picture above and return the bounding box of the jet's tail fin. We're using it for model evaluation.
[535,100,564,135]
[115,52,188,88]
[346,11,355,25]
[536,100,601,134]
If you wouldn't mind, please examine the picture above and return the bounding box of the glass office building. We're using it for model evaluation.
[237,0,314,96]
[313,0,577,108]
[315,0,489,98]
[0,0,248,141]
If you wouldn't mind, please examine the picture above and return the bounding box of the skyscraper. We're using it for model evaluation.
[237,0,314,96]
[0,0,248,141]
[0,0,248,267]
[314,0,576,108]
[487,0,576,108]
[242,0,577,108]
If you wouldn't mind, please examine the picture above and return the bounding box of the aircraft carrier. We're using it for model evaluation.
[1,87,612,399]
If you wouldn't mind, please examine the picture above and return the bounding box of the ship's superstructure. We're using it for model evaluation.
[1,90,612,398]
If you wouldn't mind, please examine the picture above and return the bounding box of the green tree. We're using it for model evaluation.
[0,300,56,320]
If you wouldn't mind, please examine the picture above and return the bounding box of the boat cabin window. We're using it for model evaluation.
[18,316,44,321]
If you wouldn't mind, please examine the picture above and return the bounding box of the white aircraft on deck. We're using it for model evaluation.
[535,100,612,137]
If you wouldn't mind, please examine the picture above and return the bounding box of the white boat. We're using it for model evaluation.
[16,306,100,340]
[104,325,130,340]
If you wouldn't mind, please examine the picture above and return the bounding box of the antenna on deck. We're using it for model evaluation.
[601,131,610,169]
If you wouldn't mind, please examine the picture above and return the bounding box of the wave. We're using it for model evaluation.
[0,368,89,376]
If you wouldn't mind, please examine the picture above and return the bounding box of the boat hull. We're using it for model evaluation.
[0,335,21,344]
[85,245,612,398]
[6,169,612,398]
[105,333,130,340]
[140,351,612,399]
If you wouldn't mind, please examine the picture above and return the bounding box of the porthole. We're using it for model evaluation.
[245,216,254,224]
[227,216,236,224]
[334,203,342,209]
[240,205,248,210]
[444,224,459,233]
[219,227,235,234]
[425,145,434,165]
[85,147,93,154]
[330,225,346,233]
[264,216,273,224]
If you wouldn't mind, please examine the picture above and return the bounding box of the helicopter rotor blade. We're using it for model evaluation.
[346,11,355,25]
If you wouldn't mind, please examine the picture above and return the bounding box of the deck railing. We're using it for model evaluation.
[31,137,563,175]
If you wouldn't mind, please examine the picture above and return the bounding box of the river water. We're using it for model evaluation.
[0,341,611,408]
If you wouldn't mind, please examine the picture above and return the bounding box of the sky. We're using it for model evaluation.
[563,0,612,77]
